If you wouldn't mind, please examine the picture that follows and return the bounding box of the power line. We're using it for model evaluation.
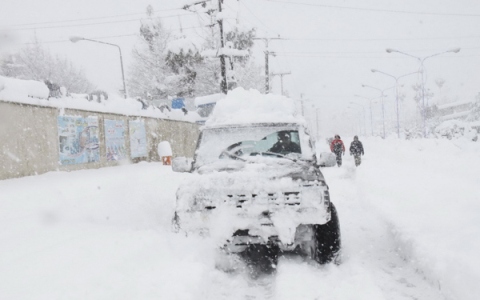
[263,0,480,18]
[241,1,280,35]
[6,8,184,28]
[22,25,208,45]
[24,34,139,44]
[9,13,195,31]
[274,53,480,58]
[281,35,480,42]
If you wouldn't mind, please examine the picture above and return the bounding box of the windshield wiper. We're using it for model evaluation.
[220,149,247,162]
[259,151,308,166]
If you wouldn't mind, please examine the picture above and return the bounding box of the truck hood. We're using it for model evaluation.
[176,159,325,211]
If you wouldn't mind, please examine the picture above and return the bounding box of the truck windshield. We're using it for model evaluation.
[194,125,303,168]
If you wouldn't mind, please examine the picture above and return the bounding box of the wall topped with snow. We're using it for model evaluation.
[0,75,200,123]
[0,100,200,180]
[204,88,305,127]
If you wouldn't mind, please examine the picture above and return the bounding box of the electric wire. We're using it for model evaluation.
[6,8,182,28]
[9,13,195,31]
[263,0,480,18]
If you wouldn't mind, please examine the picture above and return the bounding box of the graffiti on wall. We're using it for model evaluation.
[129,120,147,158]
[57,116,99,165]
[104,119,127,161]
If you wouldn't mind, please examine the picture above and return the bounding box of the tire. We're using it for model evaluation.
[240,243,280,276]
[313,203,341,264]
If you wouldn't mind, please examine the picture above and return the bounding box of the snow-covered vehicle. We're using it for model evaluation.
[171,89,341,272]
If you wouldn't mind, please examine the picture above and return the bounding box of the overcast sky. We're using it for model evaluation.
[2,0,480,135]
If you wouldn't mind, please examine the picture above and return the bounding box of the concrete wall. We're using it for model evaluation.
[0,100,200,180]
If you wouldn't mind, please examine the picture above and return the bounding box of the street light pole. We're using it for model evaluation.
[354,94,381,136]
[361,84,396,139]
[386,48,460,137]
[70,36,128,99]
[371,69,419,138]
[349,102,367,136]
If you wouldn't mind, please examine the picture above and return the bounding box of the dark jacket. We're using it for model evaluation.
[349,140,364,155]
[269,141,301,154]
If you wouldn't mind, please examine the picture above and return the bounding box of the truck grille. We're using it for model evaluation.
[227,191,302,208]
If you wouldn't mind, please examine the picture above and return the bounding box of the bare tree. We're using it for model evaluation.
[0,37,94,93]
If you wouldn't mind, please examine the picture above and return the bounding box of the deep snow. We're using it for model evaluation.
[1,137,479,299]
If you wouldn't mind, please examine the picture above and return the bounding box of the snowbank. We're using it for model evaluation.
[0,75,49,99]
[205,88,305,127]
[434,119,478,140]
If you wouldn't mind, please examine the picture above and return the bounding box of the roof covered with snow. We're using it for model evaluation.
[437,100,473,110]
[204,87,305,128]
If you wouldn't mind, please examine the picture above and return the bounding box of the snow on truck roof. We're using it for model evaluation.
[204,88,306,128]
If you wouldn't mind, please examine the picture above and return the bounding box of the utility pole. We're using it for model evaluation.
[254,37,282,93]
[217,0,227,94]
[270,71,291,96]
[183,0,228,94]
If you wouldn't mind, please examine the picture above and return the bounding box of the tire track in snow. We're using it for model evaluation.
[317,163,449,300]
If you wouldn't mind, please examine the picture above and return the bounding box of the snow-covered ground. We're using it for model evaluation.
[1,137,479,300]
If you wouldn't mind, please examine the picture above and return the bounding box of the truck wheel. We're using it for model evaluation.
[313,203,341,264]
[240,243,280,276]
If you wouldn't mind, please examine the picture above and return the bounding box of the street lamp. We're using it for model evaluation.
[371,69,419,138]
[385,48,460,137]
[70,36,128,99]
[361,84,395,138]
[354,94,381,136]
[343,108,362,135]
[349,102,367,136]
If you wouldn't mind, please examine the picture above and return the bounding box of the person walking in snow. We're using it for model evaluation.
[330,135,345,167]
[349,135,364,167]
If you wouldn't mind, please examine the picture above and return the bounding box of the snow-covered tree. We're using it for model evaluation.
[164,37,203,97]
[128,4,265,100]
[225,26,255,65]
[0,37,94,93]
[127,6,171,100]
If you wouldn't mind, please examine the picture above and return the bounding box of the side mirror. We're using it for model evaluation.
[318,152,336,167]
[172,157,193,173]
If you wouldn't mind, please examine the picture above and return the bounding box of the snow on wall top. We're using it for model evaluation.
[0,76,199,123]
[204,88,305,127]
[0,75,49,99]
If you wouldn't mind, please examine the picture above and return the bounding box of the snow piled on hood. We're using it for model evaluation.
[205,87,305,127]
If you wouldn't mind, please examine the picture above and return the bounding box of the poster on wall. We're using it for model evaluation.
[57,116,100,165]
[104,119,127,161]
[129,120,147,158]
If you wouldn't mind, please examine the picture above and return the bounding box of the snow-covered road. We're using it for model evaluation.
[1,137,479,299]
